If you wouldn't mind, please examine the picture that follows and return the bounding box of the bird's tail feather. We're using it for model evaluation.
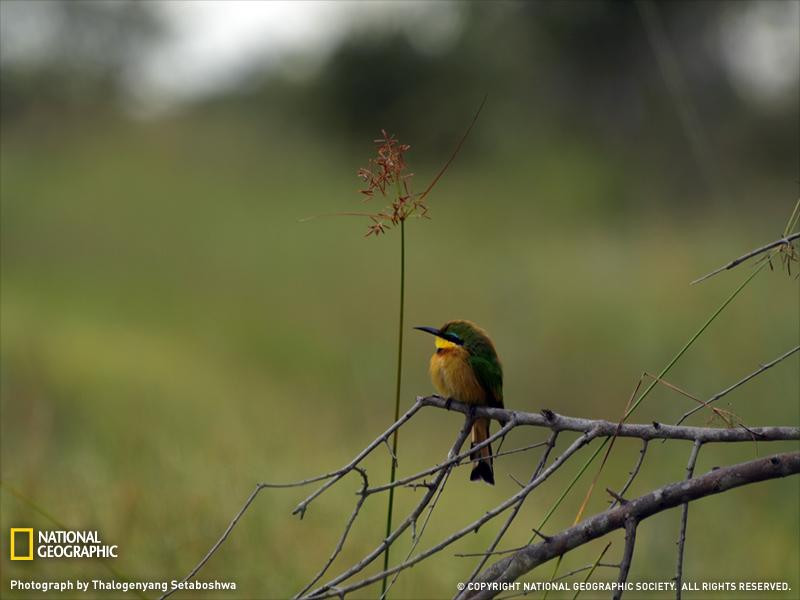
[469,417,495,485]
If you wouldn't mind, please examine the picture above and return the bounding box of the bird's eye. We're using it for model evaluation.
[445,333,462,345]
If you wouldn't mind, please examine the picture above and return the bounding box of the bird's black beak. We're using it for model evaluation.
[414,326,443,337]
[414,326,463,345]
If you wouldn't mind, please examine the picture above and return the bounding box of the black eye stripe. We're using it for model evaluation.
[444,333,463,345]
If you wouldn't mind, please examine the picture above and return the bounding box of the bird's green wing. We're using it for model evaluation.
[468,355,504,408]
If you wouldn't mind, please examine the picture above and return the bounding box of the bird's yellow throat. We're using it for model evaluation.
[434,337,459,350]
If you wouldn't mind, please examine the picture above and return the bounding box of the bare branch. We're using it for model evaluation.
[690,232,800,285]
[165,390,796,600]
[305,430,600,599]
[466,451,800,599]
[674,440,702,600]
[421,396,799,443]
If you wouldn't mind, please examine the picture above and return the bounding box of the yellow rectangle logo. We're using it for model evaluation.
[10,528,34,560]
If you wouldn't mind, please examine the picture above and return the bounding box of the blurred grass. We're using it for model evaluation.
[1,111,798,599]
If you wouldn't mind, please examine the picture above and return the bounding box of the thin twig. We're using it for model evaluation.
[690,232,800,285]
[675,440,702,599]
[160,483,266,600]
[610,440,648,509]
[295,468,370,598]
[675,346,800,426]
[612,518,638,600]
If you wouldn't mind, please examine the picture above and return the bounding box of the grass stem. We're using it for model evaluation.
[382,219,405,596]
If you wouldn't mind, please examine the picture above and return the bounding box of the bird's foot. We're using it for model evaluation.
[444,397,455,411]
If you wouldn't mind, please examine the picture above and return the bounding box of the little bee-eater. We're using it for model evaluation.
[415,320,503,485]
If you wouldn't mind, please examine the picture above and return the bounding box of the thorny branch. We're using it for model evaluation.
[163,385,797,600]
[466,452,800,600]
[422,396,799,443]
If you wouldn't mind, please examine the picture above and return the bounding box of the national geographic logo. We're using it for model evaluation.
[9,529,33,561]
[9,528,118,560]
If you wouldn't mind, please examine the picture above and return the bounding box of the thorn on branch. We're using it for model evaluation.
[531,527,552,542]
[606,488,629,506]
[405,480,436,491]
[508,473,525,489]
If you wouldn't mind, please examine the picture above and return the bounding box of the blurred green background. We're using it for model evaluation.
[1,1,798,599]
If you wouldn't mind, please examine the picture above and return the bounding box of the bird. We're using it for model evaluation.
[415,320,503,485]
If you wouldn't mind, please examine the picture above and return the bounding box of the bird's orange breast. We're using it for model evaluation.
[429,345,487,405]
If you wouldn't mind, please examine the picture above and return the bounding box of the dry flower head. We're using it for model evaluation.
[357,129,429,237]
